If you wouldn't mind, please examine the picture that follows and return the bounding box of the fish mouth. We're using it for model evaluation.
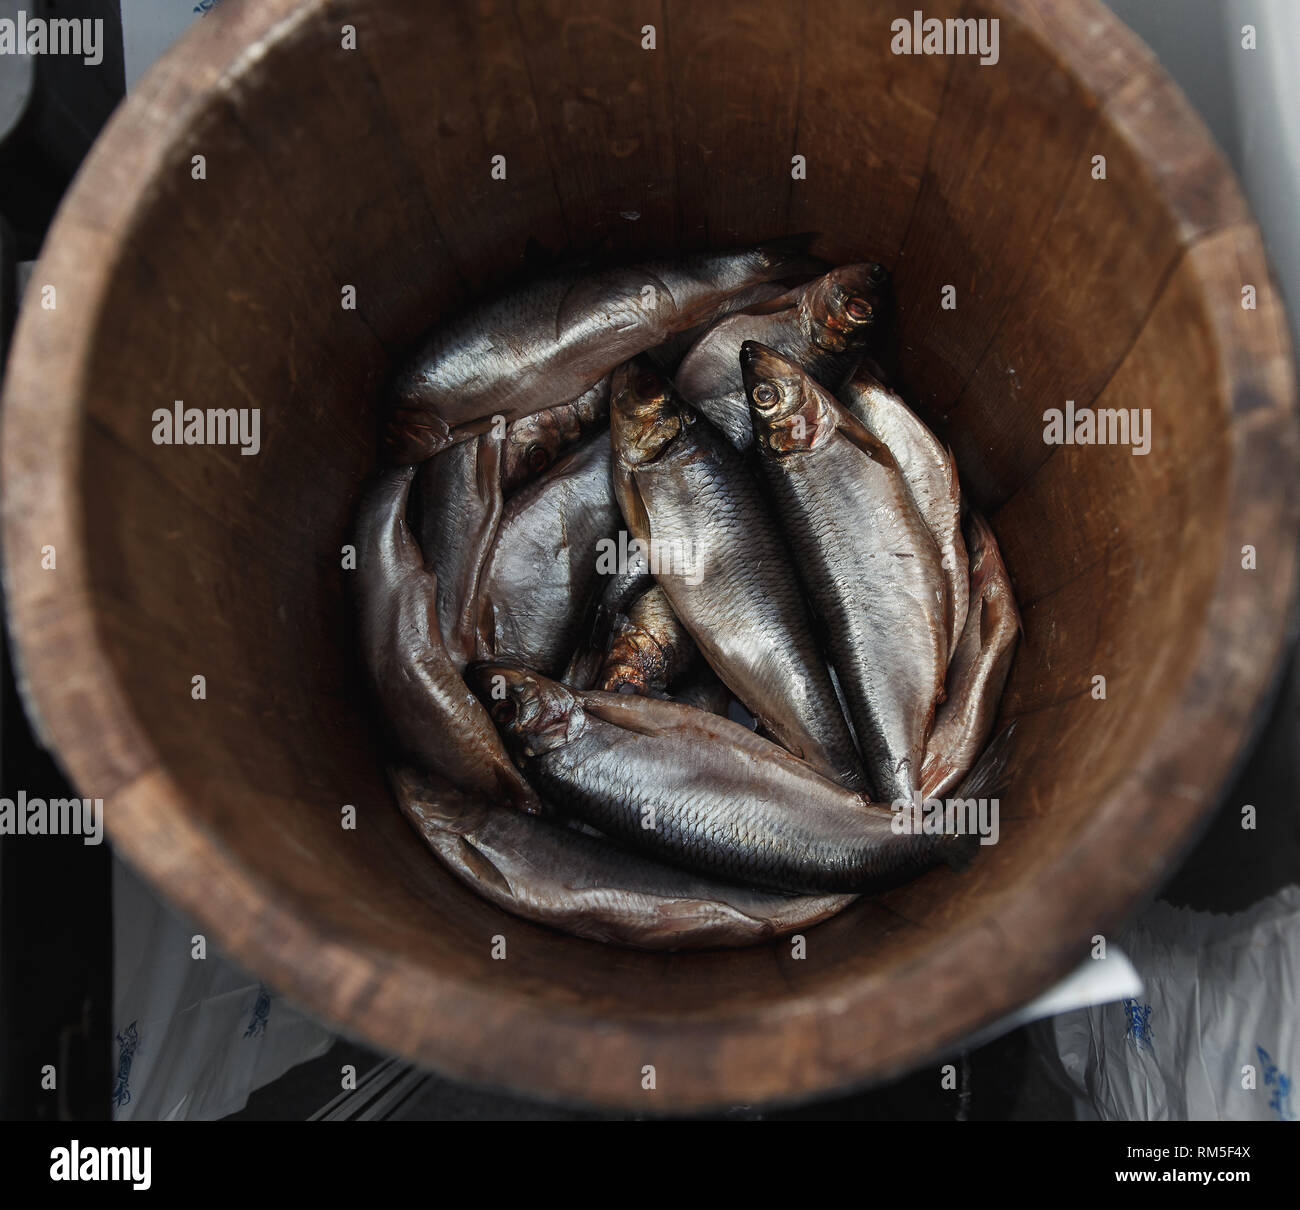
[469,663,585,755]
[799,264,888,347]
[610,357,685,466]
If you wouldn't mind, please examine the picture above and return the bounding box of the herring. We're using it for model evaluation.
[385,236,822,462]
[390,764,855,949]
[839,358,968,660]
[353,467,539,813]
[502,376,610,496]
[921,513,1020,798]
[476,430,621,677]
[742,341,947,803]
[609,355,870,792]
[410,432,506,669]
[472,666,952,894]
[598,584,698,696]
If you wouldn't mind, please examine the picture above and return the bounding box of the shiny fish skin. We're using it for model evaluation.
[390,764,854,950]
[839,359,968,660]
[473,667,947,893]
[675,263,890,450]
[476,430,620,677]
[921,513,1020,798]
[743,342,947,804]
[502,376,610,496]
[354,468,539,813]
[598,584,697,694]
[610,357,869,792]
[385,236,821,463]
[410,432,505,669]
[646,281,787,373]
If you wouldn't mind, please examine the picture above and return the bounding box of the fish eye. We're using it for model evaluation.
[492,698,518,724]
[525,443,550,472]
[635,370,660,396]
[867,263,888,283]
[752,383,779,405]
[846,297,874,322]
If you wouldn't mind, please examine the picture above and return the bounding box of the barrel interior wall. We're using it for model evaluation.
[68,0,1232,1011]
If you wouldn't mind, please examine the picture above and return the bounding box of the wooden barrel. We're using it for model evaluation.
[2,0,1296,1110]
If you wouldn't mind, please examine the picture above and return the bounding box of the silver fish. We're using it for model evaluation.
[502,376,610,496]
[476,430,621,677]
[389,764,854,950]
[674,263,890,449]
[610,356,869,792]
[385,236,821,462]
[839,359,968,660]
[921,513,1020,798]
[645,280,788,373]
[471,666,951,893]
[410,432,505,669]
[742,341,947,803]
[354,467,539,813]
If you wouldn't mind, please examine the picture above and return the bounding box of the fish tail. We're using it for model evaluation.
[955,721,1018,800]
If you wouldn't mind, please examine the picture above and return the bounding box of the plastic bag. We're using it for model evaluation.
[111,856,333,1121]
[1036,886,1298,1121]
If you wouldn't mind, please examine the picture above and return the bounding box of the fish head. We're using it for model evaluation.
[803,262,890,352]
[503,411,575,492]
[610,355,690,468]
[740,341,838,455]
[469,663,587,757]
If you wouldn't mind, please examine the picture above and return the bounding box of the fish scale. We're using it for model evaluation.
[616,393,869,791]
[743,342,947,805]
[494,685,941,894]
[839,362,968,659]
[760,440,946,803]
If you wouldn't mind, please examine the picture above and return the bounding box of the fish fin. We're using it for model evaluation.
[967,511,1024,638]
[752,232,824,279]
[384,404,454,464]
[612,462,653,544]
[954,721,1018,800]
[453,835,520,895]
[828,397,900,469]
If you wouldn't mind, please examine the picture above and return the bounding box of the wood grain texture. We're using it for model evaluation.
[1,0,1296,1110]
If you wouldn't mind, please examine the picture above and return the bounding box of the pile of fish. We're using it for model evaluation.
[355,237,1020,950]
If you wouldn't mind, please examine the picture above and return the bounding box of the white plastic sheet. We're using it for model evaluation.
[1038,887,1298,1122]
[111,856,333,1121]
